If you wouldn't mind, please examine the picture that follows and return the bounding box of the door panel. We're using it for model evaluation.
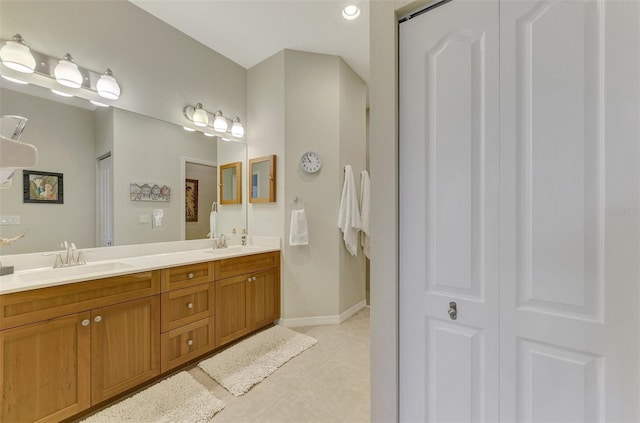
[500,0,639,421]
[399,1,500,421]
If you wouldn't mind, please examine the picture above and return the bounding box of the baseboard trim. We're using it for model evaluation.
[279,300,367,328]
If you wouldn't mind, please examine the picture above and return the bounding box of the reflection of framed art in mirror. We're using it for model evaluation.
[185,178,198,222]
[23,170,63,204]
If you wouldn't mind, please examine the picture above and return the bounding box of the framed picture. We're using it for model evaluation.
[185,178,198,222]
[23,170,63,204]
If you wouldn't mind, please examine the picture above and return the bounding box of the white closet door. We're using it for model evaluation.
[399,1,500,421]
[499,0,639,421]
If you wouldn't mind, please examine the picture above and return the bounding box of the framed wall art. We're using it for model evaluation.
[23,170,63,204]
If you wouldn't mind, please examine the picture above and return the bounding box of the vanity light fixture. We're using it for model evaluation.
[183,104,245,140]
[342,4,361,20]
[54,53,83,88]
[0,34,123,107]
[0,34,36,73]
[231,117,245,138]
[96,68,121,100]
[192,103,209,127]
[213,110,228,132]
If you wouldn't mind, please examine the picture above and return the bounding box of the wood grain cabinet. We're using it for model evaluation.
[0,271,160,422]
[160,262,216,372]
[215,252,280,346]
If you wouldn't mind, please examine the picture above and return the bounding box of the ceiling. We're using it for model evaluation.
[129,0,370,84]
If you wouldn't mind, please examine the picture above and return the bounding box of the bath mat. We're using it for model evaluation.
[198,325,317,396]
[81,371,224,423]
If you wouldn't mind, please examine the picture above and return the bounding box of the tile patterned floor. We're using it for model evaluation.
[190,306,371,423]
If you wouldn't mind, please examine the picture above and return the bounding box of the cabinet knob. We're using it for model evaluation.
[94,315,102,323]
[187,339,194,346]
[81,319,90,327]
[188,273,194,279]
[247,277,252,282]
[252,276,257,281]
[187,302,194,309]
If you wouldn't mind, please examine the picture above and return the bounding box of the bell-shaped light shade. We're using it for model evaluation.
[213,111,228,133]
[54,54,83,88]
[0,34,36,73]
[192,103,208,127]
[97,69,121,100]
[231,117,245,138]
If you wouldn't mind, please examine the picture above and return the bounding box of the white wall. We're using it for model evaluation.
[248,49,367,322]
[0,0,246,130]
[0,88,96,254]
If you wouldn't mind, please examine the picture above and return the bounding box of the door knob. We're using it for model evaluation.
[448,302,457,320]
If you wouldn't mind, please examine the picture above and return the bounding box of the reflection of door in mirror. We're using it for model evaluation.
[249,155,276,203]
[97,154,113,247]
[185,161,217,240]
[220,162,242,205]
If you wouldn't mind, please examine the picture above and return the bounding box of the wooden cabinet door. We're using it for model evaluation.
[91,296,160,404]
[0,312,91,423]
[215,274,250,346]
[250,267,280,330]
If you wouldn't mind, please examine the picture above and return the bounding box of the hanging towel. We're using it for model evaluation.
[289,209,309,246]
[208,210,217,239]
[338,165,362,256]
[360,170,371,259]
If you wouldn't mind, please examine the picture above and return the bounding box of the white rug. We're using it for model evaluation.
[198,325,317,396]
[81,371,225,423]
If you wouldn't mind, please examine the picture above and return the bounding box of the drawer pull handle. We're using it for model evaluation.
[94,316,102,323]
[188,273,194,279]
[187,339,194,346]
[81,319,90,327]
[187,302,194,309]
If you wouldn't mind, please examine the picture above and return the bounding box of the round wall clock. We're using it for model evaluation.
[299,151,322,174]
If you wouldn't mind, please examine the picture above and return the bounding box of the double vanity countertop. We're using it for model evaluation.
[0,237,280,295]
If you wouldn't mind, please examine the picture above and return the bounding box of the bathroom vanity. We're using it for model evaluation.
[0,246,280,422]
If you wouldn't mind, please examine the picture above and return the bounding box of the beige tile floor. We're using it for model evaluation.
[189,306,371,423]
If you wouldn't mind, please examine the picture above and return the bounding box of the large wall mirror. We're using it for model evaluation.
[0,84,247,255]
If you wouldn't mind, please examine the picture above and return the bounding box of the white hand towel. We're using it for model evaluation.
[289,209,309,246]
[208,211,217,239]
[360,170,371,259]
[338,164,362,256]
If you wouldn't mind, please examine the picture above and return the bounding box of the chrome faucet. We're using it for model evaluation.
[50,241,86,268]
[215,233,227,249]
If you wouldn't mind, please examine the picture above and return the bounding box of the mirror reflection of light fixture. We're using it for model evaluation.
[0,34,36,73]
[192,103,209,127]
[0,34,123,107]
[183,104,245,140]
[213,110,228,133]
[231,117,245,138]
[54,53,83,88]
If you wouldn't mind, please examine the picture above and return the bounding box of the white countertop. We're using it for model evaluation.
[0,237,280,295]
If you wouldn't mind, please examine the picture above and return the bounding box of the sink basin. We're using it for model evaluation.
[14,262,134,283]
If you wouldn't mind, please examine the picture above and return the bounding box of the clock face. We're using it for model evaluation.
[300,151,322,173]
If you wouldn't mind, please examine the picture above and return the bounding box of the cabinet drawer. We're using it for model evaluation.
[214,251,280,280]
[161,317,215,372]
[161,262,214,292]
[161,282,214,332]
[0,271,160,330]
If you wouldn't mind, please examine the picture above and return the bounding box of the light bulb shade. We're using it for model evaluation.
[0,35,36,73]
[213,111,228,132]
[231,118,245,138]
[97,69,121,100]
[192,103,208,127]
[54,54,82,88]
[342,5,361,20]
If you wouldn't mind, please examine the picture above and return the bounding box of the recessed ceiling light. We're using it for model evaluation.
[342,5,360,20]
[90,99,109,107]
[183,126,196,132]
[51,88,73,97]
[204,132,216,137]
